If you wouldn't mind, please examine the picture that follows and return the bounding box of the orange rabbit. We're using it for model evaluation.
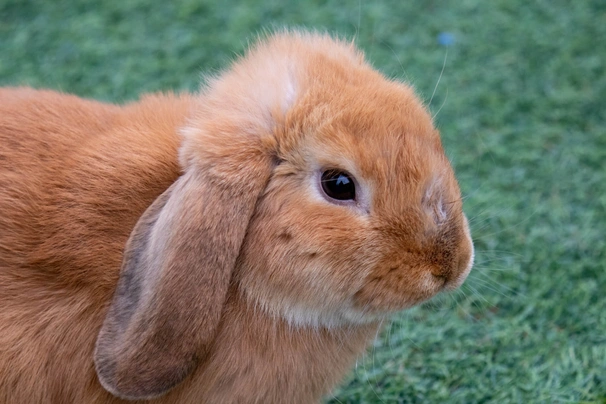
[0,31,473,403]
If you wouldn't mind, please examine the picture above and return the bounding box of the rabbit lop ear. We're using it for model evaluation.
[94,160,272,399]
[94,34,298,400]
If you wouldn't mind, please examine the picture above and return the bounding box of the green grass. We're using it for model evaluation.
[2,0,605,402]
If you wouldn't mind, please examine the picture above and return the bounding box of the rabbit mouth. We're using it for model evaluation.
[351,266,466,315]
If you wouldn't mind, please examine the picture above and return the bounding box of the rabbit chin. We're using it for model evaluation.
[247,297,386,329]
[241,289,433,329]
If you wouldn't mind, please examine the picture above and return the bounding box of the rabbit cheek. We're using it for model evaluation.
[234,182,377,327]
[236,222,372,326]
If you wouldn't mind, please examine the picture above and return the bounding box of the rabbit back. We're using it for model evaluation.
[0,88,191,403]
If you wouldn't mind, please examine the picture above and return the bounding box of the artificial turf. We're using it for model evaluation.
[1,0,604,402]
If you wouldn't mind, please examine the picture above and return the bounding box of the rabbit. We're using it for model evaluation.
[0,31,474,403]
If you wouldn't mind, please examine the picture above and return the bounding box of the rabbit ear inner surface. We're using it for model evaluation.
[94,163,272,399]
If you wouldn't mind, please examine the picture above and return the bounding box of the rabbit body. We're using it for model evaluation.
[0,32,473,403]
[0,89,376,403]
[0,89,175,403]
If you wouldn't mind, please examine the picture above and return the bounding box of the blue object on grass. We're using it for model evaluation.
[437,32,455,46]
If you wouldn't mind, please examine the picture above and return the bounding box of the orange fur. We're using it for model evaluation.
[0,31,473,403]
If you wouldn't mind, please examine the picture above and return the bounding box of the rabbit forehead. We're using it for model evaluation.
[284,51,445,171]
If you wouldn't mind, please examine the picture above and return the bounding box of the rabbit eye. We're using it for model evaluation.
[321,170,356,201]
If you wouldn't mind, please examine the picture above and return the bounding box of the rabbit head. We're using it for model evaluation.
[94,31,473,400]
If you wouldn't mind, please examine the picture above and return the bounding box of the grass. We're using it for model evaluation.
[2,0,605,402]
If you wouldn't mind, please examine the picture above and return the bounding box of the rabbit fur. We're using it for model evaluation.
[0,31,474,403]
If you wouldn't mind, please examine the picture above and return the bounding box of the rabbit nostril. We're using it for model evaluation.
[432,273,448,288]
[431,269,448,282]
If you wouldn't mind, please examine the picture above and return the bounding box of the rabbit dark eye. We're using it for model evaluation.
[321,170,356,201]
